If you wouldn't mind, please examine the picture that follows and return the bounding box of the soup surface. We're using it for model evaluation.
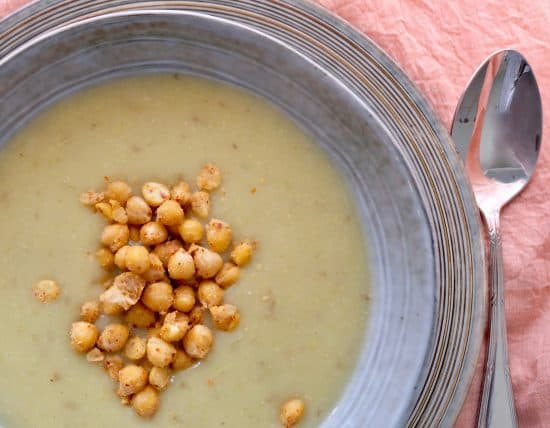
[0,75,369,428]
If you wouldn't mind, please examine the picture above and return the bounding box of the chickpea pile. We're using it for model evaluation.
[71,164,258,418]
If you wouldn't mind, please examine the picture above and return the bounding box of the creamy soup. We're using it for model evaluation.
[0,75,369,428]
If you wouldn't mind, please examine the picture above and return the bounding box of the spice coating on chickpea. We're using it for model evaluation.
[215,263,240,288]
[178,218,204,244]
[146,336,177,368]
[95,248,115,271]
[124,336,147,360]
[190,191,210,218]
[197,281,224,308]
[170,181,191,206]
[131,386,160,418]
[125,245,150,274]
[97,323,130,353]
[231,240,256,266]
[210,304,240,331]
[280,398,305,427]
[149,366,171,391]
[104,355,124,381]
[118,364,148,397]
[142,253,166,283]
[196,163,221,191]
[101,272,146,310]
[173,285,196,312]
[112,206,128,225]
[156,200,184,226]
[183,324,213,359]
[32,279,60,303]
[160,311,190,342]
[80,300,100,323]
[126,196,153,225]
[70,321,99,353]
[106,181,132,204]
[142,182,170,207]
[154,240,183,267]
[167,249,196,280]
[142,282,174,313]
[206,219,233,252]
[125,302,157,328]
[191,246,223,278]
[140,221,168,246]
[80,191,104,206]
[101,224,129,252]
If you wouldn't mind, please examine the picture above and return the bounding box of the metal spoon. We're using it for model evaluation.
[451,50,542,428]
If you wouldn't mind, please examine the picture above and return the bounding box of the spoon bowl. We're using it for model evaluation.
[451,50,543,428]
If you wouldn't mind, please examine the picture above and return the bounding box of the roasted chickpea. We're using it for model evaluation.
[231,240,256,266]
[95,248,115,271]
[215,262,240,288]
[32,279,60,303]
[106,180,132,204]
[142,182,170,207]
[170,181,191,206]
[183,324,213,359]
[80,300,100,323]
[126,196,153,225]
[112,206,128,225]
[178,218,204,244]
[70,321,99,353]
[140,221,168,246]
[97,323,130,353]
[167,249,195,280]
[210,304,240,331]
[149,366,171,391]
[280,398,305,427]
[196,163,221,191]
[172,349,194,371]
[142,282,174,313]
[125,336,147,360]
[80,191,104,206]
[86,347,104,363]
[142,253,166,283]
[206,219,232,252]
[104,355,124,380]
[156,200,184,226]
[114,245,130,269]
[125,302,157,328]
[160,311,190,342]
[101,301,125,316]
[173,285,196,312]
[197,280,224,308]
[192,246,223,278]
[118,364,148,397]
[125,245,151,274]
[188,306,205,326]
[94,202,113,221]
[101,224,129,252]
[146,336,177,368]
[190,191,210,218]
[131,386,160,418]
[153,240,183,267]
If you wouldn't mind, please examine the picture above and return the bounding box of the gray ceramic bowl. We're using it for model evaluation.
[0,1,485,427]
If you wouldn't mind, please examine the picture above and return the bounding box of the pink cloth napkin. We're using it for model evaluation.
[1,0,549,426]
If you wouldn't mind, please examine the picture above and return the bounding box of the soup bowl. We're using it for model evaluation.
[0,1,485,426]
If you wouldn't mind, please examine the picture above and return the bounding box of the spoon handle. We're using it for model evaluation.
[478,212,518,428]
